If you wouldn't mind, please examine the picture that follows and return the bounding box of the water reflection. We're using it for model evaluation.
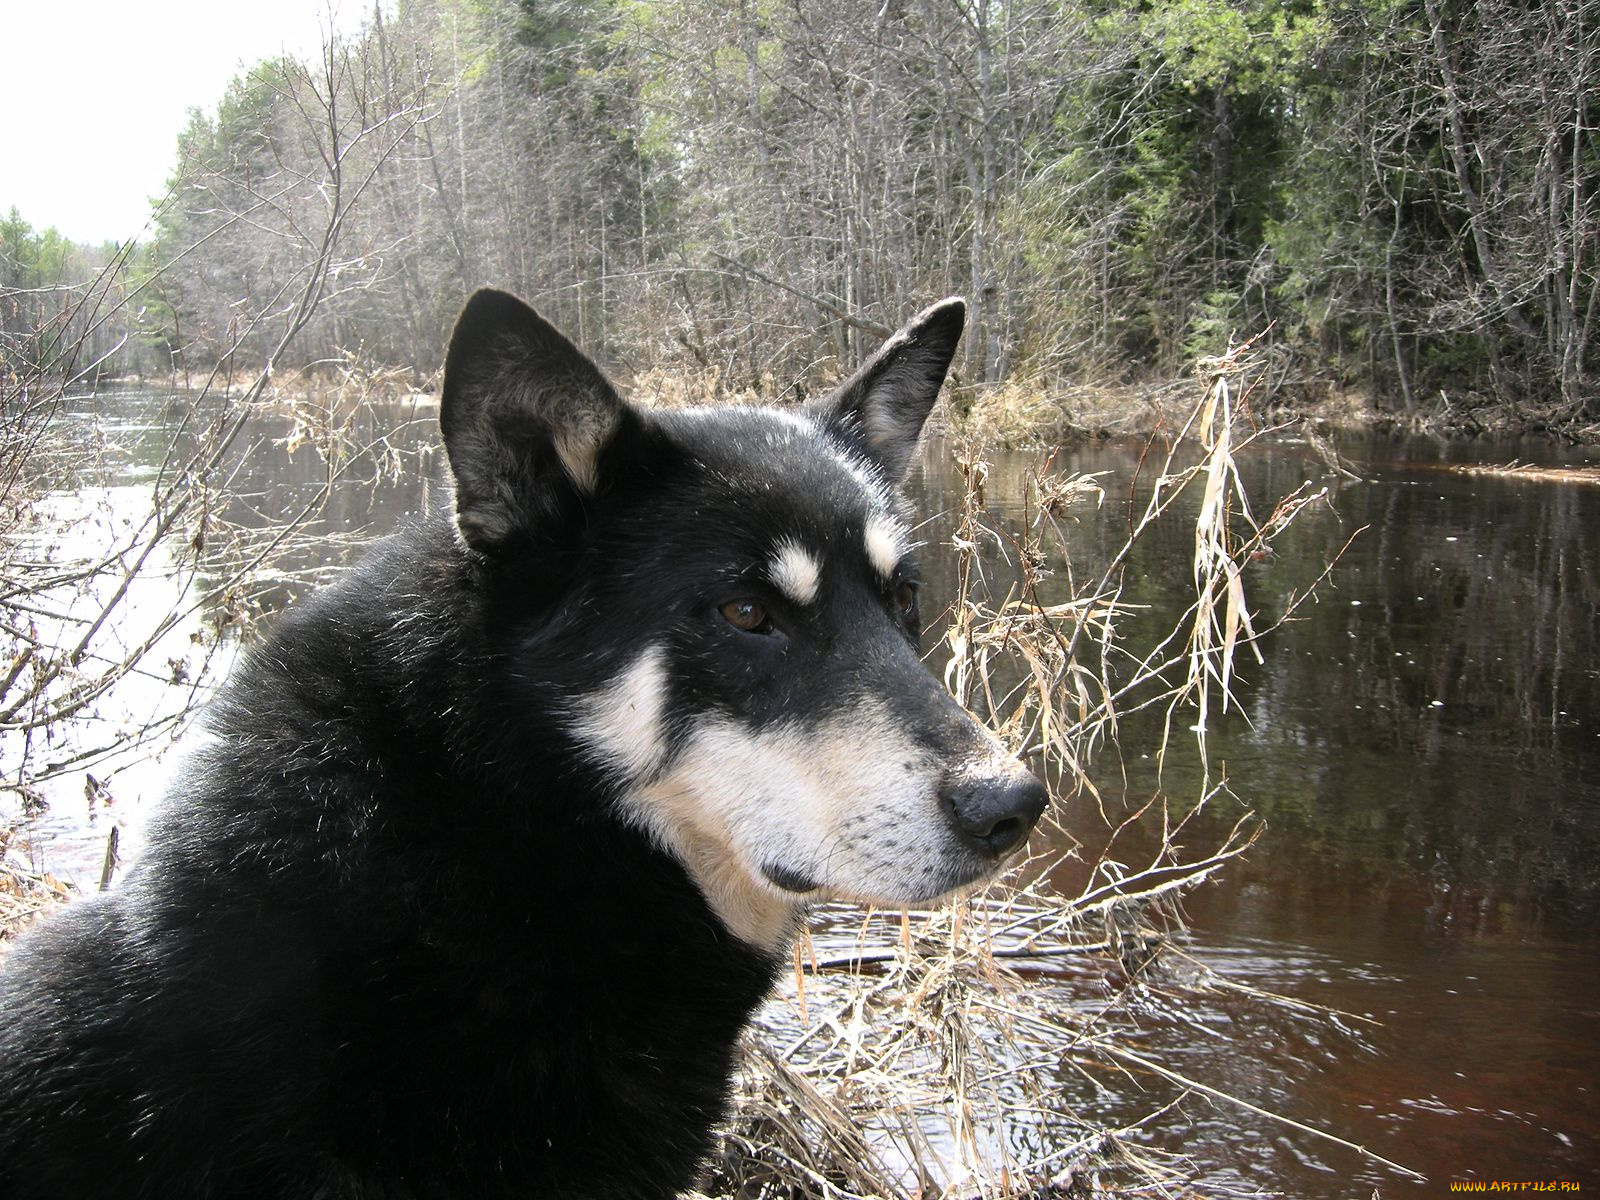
[908,430,1600,1191]
[6,387,436,873]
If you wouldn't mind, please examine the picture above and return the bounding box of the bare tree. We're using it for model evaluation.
[2,30,435,803]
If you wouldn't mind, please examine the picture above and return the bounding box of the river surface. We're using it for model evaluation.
[5,388,1598,1196]
[925,432,1600,1194]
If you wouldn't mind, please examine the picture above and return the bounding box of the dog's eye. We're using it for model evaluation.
[718,599,774,635]
[894,582,917,619]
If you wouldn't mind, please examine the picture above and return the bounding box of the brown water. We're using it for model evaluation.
[10,392,1600,1195]
[907,432,1600,1195]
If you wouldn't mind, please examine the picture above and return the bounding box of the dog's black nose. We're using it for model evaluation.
[943,773,1048,858]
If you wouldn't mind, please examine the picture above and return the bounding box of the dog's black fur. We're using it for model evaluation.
[0,291,1044,1198]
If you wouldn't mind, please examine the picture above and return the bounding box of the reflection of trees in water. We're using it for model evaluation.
[1270,458,1600,928]
[919,436,1600,931]
[185,397,438,621]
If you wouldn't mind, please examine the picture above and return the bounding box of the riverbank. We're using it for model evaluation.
[82,353,1600,450]
[950,375,1600,449]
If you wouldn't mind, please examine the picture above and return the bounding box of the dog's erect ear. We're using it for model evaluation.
[440,289,626,552]
[813,297,966,483]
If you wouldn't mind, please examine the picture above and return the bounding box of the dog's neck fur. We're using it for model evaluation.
[620,776,809,951]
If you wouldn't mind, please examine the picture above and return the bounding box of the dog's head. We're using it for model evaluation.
[439,290,1047,949]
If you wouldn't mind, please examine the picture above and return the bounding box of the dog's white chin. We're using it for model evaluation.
[761,851,1006,909]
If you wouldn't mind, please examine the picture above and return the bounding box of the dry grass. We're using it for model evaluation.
[950,379,1175,449]
[261,352,437,486]
[703,845,1254,1200]
[628,363,798,411]
[0,821,72,950]
[949,369,1379,451]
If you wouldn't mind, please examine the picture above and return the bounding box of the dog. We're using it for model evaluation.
[0,289,1047,1198]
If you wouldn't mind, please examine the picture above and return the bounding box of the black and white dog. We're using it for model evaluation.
[0,291,1046,1198]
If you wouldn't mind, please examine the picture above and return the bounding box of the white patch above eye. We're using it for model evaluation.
[864,512,909,580]
[569,646,670,781]
[769,539,822,606]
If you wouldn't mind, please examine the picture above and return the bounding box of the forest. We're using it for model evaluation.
[2,0,1595,435]
[0,0,1593,435]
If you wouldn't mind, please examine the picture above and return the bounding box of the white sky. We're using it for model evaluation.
[3,1,365,244]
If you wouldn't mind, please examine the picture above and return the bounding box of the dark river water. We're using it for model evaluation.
[912,432,1600,1194]
[10,390,1599,1195]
